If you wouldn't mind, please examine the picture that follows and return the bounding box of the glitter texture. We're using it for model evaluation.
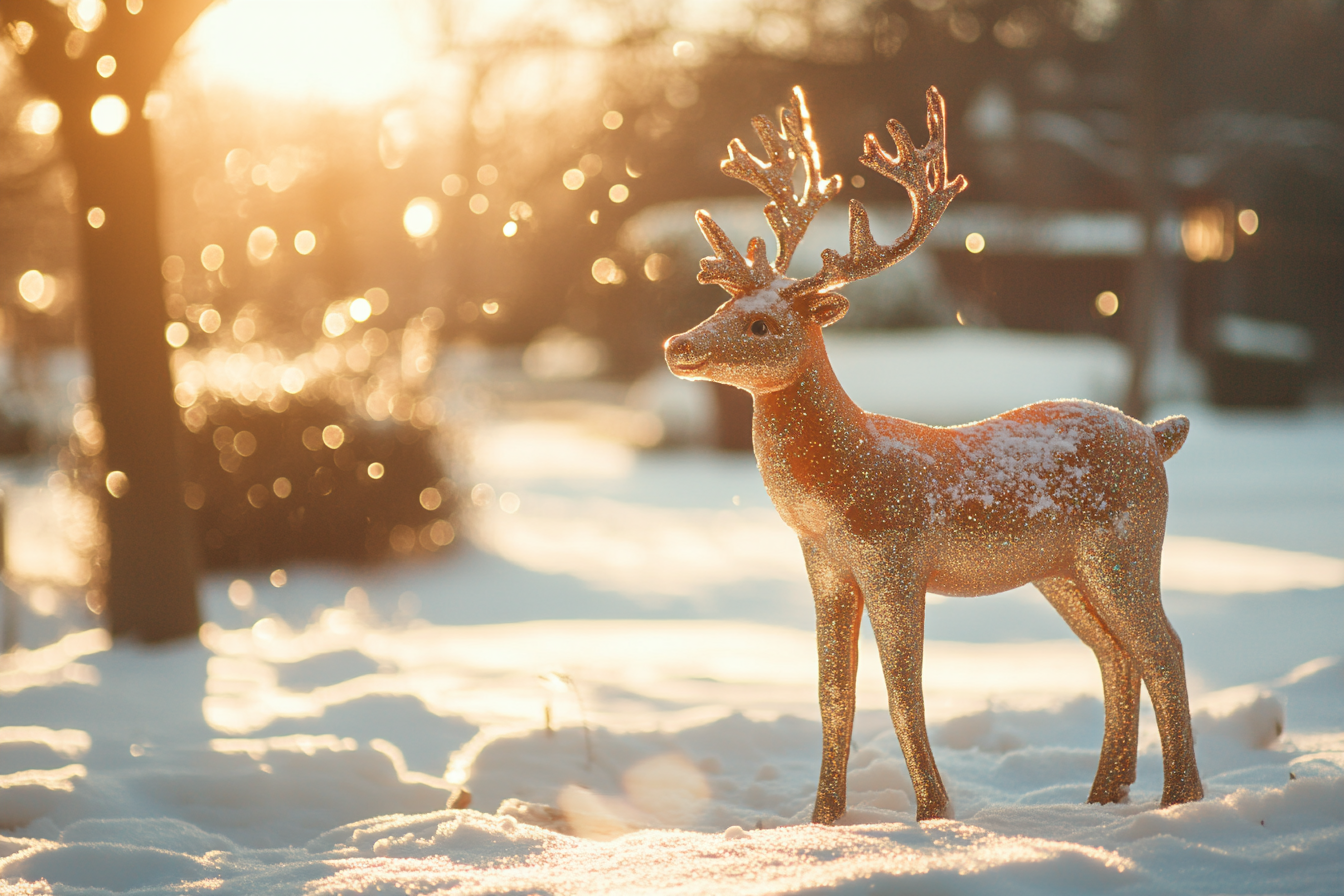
[665,87,1202,823]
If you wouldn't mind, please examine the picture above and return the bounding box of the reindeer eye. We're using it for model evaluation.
[750,319,769,337]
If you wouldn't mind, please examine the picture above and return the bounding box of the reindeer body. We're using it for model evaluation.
[666,87,1202,823]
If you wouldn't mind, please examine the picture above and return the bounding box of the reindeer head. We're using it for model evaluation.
[664,86,967,395]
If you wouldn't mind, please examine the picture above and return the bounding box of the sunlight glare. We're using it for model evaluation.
[184,0,433,105]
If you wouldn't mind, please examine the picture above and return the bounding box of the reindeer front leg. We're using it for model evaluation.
[801,537,864,825]
[859,565,950,822]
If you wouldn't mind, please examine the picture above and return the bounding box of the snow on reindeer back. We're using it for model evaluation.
[939,402,1113,520]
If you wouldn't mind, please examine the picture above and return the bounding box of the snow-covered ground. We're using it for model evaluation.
[0,371,1341,893]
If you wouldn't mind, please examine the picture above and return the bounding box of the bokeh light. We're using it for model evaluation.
[105,470,129,498]
[200,244,225,271]
[562,169,585,190]
[86,207,106,228]
[602,110,623,129]
[609,184,629,203]
[965,232,986,254]
[1238,209,1259,235]
[468,194,489,215]
[19,100,61,135]
[17,270,56,310]
[294,230,317,255]
[591,257,625,285]
[96,55,117,78]
[166,322,190,347]
[247,226,278,262]
[90,95,129,135]
[350,298,372,322]
[403,197,441,238]
[69,0,107,32]
[1095,291,1119,317]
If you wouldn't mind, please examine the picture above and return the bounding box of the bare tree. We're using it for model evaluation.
[2,0,212,641]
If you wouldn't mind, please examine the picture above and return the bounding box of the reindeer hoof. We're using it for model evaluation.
[1087,782,1130,805]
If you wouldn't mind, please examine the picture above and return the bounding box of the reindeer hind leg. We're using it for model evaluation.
[1034,576,1141,804]
[1074,546,1204,807]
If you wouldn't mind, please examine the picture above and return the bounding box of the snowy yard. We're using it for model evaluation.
[0,391,1341,894]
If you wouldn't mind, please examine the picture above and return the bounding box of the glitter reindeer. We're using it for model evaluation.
[665,87,1203,823]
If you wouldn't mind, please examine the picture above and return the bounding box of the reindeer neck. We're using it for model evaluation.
[751,348,866,458]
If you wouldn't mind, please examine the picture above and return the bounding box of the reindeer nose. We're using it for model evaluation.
[664,334,693,362]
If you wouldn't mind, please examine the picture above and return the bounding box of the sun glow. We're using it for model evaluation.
[183,0,434,105]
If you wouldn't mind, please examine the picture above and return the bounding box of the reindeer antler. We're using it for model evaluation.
[781,87,968,300]
[696,87,843,296]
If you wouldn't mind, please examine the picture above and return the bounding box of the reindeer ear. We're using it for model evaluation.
[806,292,849,327]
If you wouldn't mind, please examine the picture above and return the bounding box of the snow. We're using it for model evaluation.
[0,361,1341,893]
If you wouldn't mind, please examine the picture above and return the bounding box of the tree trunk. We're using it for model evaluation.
[1123,0,1186,421]
[64,110,200,641]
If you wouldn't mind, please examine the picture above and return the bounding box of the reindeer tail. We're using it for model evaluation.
[1151,415,1190,462]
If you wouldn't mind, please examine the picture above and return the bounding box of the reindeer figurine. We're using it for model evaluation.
[664,86,1203,823]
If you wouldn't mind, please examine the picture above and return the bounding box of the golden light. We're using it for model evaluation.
[367,462,385,479]
[481,301,500,316]
[350,297,372,321]
[321,424,345,449]
[419,487,442,511]
[591,257,625,285]
[86,207,106,228]
[955,311,967,325]
[90,95,129,135]
[1095,291,1119,317]
[20,99,62,135]
[227,579,253,609]
[563,169,585,190]
[643,253,672,281]
[183,0,433,105]
[441,174,466,196]
[294,230,317,255]
[609,184,630,203]
[502,221,518,237]
[273,477,292,498]
[468,194,489,215]
[579,154,603,176]
[477,164,499,185]
[69,0,107,32]
[162,256,185,281]
[18,270,56,309]
[323,310,349,337]
[232,316,255,341]
[280,367,305,394]
[965,232,986,254]
[200,244,225,271]
[165,322,190,347]
[588,210,600,224]
[247,225,278,262]
[199,309,222,333]
[403,197,441,238]
[96,55,116,78]
[270,569,287,587]
[603,110,624,130]
[672,40,695,58]
[509,201,534,221]
[1181,206,1234,262]
[126,0,143,14]
[105,470,129,498]
[364,287,389,314]
[851,175,866,188]
[9,21,35,54]
[1238,209,1259,236]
